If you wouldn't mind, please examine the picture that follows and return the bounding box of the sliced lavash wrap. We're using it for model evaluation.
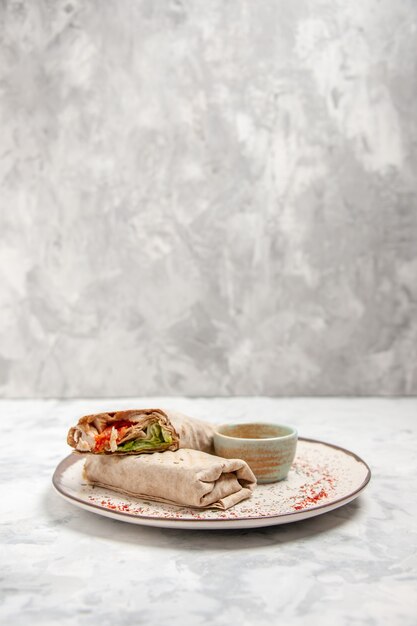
[84,448,256,510]
[67,408,215,455]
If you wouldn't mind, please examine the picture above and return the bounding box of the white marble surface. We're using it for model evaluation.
[2,397,417,625]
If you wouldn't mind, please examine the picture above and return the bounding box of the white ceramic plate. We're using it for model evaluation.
[52,437,371,529]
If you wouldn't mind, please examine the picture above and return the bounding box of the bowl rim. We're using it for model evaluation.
[214,422,298,443]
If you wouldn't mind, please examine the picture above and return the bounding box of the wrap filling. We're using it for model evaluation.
[67,409,179,454]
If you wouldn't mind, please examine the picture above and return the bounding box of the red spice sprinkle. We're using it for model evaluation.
[293,488,328,511]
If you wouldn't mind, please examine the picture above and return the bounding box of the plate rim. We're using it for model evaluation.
[52,437,371,526]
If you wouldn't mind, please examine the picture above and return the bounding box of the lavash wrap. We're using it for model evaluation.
[67,408,215,455]
[84,449,256,510]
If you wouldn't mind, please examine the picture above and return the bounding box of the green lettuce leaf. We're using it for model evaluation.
[117,422,173,452]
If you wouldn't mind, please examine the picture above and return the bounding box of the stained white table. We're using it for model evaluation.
[2,398,416,625]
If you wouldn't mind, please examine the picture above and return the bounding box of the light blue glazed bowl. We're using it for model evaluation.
[214,423,298,484]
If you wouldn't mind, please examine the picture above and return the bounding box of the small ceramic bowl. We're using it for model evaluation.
[214,423,298,484]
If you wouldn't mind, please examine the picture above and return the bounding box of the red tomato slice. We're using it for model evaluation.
[94,421,133,452]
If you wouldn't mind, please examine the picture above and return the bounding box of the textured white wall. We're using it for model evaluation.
[0,0,416,397]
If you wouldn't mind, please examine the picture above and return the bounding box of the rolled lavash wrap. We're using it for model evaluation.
[67,408,215,455]
[84,449,256,510]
